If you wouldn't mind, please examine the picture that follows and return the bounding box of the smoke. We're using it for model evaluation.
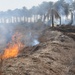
[0,24,14,53]
[64,0,73,5]
[72,11,75,25]
[57,3,72,25]
[32,39,39,46]
[22,32,39,46]
[0,0,75,54]
[58,6,66,24]
[0,23,42,54]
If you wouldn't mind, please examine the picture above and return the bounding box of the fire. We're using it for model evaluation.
[2,44,19,59]
[1,32,24,59]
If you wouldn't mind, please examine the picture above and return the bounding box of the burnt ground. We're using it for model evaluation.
[0,25,75,75]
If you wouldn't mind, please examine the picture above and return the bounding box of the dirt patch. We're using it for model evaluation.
[1,25,75,75]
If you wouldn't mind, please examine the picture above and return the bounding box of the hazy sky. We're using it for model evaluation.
[0,0,58,11]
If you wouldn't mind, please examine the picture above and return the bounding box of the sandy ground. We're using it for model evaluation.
[0,25,75,75]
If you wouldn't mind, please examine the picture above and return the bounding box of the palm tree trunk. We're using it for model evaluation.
[68,12,73,25]
[71,12,73,25]
[51,9,54,27]
[43,14,46,22]
[60,17,61,25]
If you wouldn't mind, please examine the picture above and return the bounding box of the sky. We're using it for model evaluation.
[0,0,58,11]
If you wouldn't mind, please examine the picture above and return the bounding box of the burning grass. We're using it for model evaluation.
[0,31,25,75]
[0,25,75,75]
[0,23,45,75]
[1,32,24,59]
[2,44,19,59]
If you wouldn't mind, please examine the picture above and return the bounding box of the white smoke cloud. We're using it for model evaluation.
[64,0,73,5]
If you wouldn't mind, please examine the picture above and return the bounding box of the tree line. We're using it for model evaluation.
[0,0,75,24]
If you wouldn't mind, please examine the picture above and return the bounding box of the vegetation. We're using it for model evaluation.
[0,0,75,26]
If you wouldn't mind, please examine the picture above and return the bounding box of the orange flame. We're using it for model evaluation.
[2,44,19,59]
[1,32,24,59]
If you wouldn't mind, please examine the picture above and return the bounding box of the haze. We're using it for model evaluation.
[0,0,58,11]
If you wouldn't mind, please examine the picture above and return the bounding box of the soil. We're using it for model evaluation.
[0,25,75,75]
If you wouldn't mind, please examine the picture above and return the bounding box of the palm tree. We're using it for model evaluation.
[22,6,28,22]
